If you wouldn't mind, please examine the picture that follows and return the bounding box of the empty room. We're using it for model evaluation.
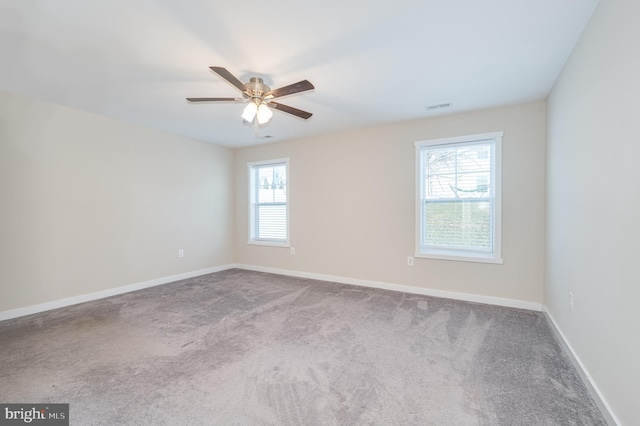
[0,0,637,424]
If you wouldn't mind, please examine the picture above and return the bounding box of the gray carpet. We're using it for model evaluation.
[0,269,606,425]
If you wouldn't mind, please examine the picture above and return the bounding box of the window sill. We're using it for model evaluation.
[415,252,503,264]
[248,240,290,248]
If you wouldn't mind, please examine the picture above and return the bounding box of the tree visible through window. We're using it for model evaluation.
[415,132,502,263]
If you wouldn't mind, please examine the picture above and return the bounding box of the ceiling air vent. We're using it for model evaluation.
[425,102,453,111]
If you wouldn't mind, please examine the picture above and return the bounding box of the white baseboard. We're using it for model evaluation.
[235,264,543,311]
[0,264,236,321]
[543,308,619,426]
[1,262,542,319]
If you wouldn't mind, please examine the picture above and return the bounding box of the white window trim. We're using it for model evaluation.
[414,132,503,264]
[247,158,290,247]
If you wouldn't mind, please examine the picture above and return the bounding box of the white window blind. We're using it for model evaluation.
[248,159,289,245]
[415,132,502,263]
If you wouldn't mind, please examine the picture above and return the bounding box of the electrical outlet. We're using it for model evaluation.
[290,247,296,255]
[569,292,574,311]
[178,249,184,258]
[407,256,414,266]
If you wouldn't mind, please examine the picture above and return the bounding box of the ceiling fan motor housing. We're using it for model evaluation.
[245,77,270,102]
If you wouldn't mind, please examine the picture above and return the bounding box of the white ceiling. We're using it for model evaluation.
[0,0,599,148]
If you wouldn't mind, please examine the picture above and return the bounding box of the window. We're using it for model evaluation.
[415,132,502,263]
[248,159,289,246]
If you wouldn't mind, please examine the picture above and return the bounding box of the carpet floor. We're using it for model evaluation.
[0,269,606,425]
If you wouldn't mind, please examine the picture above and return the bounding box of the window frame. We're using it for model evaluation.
[247,158,290,247]
[414,132,503,264]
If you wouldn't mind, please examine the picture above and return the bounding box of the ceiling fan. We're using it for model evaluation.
[187,66,314,125]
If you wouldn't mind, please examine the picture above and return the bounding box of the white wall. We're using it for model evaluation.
[0,90,235,312]
[235,102,546,305]
[546,0,640,423]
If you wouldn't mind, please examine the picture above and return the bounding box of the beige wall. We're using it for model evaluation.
[235,101,546,304]
[0,90,235,312]
[546,0,639,423]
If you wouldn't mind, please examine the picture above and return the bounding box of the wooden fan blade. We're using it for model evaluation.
[269,102,313,120]
[186,97,243,102]
[266,80,314,99]
[209,66,246,92]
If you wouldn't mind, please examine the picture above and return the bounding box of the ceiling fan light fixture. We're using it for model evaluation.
[241,102,258,122]
[256,103,274,124]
